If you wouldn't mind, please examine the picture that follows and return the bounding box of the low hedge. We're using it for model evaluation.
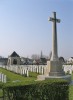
[2,79,69,100]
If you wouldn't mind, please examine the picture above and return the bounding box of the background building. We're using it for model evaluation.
[7,51,21,65]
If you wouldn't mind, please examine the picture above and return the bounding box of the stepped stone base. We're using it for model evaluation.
[37,60,71,83]
[37,75,71,83]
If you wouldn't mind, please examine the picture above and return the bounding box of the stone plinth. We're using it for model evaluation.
[44,61,64,75]
[37,74,71,83]
[45,60,65,76]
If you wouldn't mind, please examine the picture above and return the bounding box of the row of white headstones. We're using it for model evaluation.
[1,65,46,77]
[0,65,73,83]
[0,73,6,83]
[63,65,73,74]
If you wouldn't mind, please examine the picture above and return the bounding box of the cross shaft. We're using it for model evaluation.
[48,12,60,61]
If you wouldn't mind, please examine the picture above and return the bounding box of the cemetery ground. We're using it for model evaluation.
[0,67,73,100]
[0,68,38,83]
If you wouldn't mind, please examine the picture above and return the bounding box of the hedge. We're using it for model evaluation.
[1,79,69,100]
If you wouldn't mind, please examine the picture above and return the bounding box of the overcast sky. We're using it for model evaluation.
[0,0,73,59]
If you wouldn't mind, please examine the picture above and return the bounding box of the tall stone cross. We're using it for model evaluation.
[48,12,60,61]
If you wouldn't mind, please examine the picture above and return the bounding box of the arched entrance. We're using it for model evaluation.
[13,59,17,65]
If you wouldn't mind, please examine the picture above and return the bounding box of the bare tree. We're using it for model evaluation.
[31,54,40,60]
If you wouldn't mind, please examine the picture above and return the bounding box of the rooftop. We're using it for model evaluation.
[10,51,20,57]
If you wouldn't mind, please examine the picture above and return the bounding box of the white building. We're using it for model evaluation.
[68,57,73,64]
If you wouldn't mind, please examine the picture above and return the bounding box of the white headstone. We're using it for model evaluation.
[69,69,72,74]
[20,69,23,75]
[36,67,39,73]
[24,69,27,74]
[0,73,2,81]
[4,75,6,83]
[2,74,4,83]
[26,70,29,77]
[41,67,44,75]
[23,69,24,75]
